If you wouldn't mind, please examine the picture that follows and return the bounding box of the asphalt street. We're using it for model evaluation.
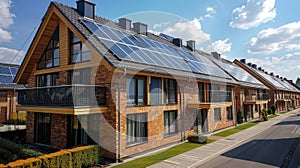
[197,112,300,168]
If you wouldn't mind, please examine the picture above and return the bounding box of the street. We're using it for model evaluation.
[197,112,300,168]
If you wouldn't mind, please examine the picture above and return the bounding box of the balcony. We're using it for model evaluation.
[17,85,106,107]
[244,93,269,105]
[208,90,232,103]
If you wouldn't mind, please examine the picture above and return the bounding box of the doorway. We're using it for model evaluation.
[194,109,208,134]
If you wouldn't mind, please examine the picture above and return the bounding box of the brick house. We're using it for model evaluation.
[14,1,243,161]
[234,59,300,112]
[0,63,25,124]
[209,55,269,122]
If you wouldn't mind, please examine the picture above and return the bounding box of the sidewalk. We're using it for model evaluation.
[149,109,300,168]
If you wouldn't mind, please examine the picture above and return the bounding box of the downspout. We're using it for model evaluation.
[181,77,190,141]
[117,68,126,163]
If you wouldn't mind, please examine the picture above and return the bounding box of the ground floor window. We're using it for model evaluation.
[35,113,51,145]
[126,113,148,145]
[227,106,233,121]
[214,108,222,122]
[164,110,178,136]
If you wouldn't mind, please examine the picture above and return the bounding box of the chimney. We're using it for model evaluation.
[258,67,262,71]
[276,75,280,78]
[265,71,268,74]
[280,77,283,79]
[240,59,246,64]
[252,64,257,69]
[133,22,147,35]
[119,18,132,30]
[288,80,293,83]
[211,52,221,60]
[173,38,183,47]
[76,0,96,19]
[247,63,252,66]
[186,40,195,51]
[284,78,287,80]
[270,72,274,76]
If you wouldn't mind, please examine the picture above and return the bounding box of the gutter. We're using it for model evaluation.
[117,68,126,162]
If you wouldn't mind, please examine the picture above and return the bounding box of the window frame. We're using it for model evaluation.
[214,108,222,122]
[164,78,177,105]
[198,82,205,102]
[36,73,59,87]
[126,76,147,106]
[164,110,178,136]
[126,113,148,146]
[150,77,163,105]
[70,31,91,64]
[226,106,233,121]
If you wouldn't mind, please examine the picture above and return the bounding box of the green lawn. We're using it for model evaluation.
[113,140,214,168]
[278,111,288,114]
[268,114,279,119]
[213,122,258,137]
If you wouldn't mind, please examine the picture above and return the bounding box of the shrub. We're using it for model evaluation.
[39,150,72,168]
[267,109,272,115]
[0,147,18,164]
[0,164,7,168]
[237,109,244,124]
[6,158,42,168]
[270,104,277,114]
[261,109,268,121]
[67,145,100,168]
[187,135,208,144]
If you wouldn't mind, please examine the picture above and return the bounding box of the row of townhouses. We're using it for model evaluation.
[11,0,300,161]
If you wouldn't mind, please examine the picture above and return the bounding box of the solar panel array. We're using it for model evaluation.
[81,19,231,79]
[214,61,263,85]
[253,68,285,89]
[0,65,18,84]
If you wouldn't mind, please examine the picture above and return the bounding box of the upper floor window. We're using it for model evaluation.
[150,77,162,105]
[126,76,146,105]
[70,31,90,63]
[164,79,177,104]
[198,82,204,102]
[36,73,59,87]
[68,68,91,85]
[37,26,59,69]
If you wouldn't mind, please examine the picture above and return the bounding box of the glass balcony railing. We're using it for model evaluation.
[17,85,106,107]
[246,93,270,101]
[207,90,232,103]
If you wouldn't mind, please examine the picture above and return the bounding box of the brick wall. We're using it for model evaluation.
[50,114,68,149]
[26,112,35,143]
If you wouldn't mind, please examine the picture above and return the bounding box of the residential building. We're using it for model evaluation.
[0,63,25,124]
[14,1,239,161]
[210,55,269,122]
[234,59,300,112]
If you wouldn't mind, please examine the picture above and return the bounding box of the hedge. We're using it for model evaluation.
[1,145,100,168]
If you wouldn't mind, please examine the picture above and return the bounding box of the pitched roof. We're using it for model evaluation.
[0,63,19,85]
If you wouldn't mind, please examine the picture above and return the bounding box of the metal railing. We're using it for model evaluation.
[208,90,232,103]
[246,93,270,101]
[17,85,106,107]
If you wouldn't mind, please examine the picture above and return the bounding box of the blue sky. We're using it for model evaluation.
[1,0,300,81]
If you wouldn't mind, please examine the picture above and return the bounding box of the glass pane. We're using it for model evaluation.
[53,48,59,59]
[137,79,145,105]
[126,79,135,104]
[82,51,90,62]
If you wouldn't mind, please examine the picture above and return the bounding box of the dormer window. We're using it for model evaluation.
[70,31,90,63]
[37,26,59,69]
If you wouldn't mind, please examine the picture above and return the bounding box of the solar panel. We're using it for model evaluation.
[0,67,10,74]
[0,75,14,83]
[254,69,285,89]
[159,33,174,41]
[81,19,231,79]
[9,68,18,75]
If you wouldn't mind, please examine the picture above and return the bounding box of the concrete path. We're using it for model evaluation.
[149,109,299,168]
[0,125,26,132]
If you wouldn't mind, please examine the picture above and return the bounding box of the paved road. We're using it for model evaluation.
[197,112,300,168]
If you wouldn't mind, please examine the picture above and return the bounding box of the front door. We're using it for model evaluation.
[194,109,208,134]
[35,113,51,145]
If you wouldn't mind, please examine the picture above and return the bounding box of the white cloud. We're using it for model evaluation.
[163,18,210,44]
[153,22,169,29]
[0,0,14,42]
[247,21,300,54]
[208,38,232,54]
[230,0,276,29]
[0,47,24,64]
[246,53,300,80]
[200,7,216,20]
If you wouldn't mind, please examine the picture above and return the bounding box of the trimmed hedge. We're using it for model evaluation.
[1,145,100,168]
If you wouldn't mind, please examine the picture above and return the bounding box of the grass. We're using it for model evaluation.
[278,111,288,114]
[268,114,279,119]
[113,140,215,168]
[213,122,258,137]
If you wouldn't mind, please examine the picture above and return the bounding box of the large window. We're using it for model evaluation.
[36,73,59,87]
[227,106,233,121]
[69,68,91,85]
[150,77,162,105]
[164,110,178,135]
[70,31,90,63]
[198,82,204,102]
[37,26,59,69]
[0,91,7,102]
[164,79,177,104]
[126,113,148,145]
[35,113,51,145]
[214,108,222,122]
[226,86,232,102]
[126,76,146,105]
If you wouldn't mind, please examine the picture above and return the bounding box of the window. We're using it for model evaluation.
[69,68,91,85]
[126,113,148,145]
[164,79,177,104]
[226,86,232,102]
[227,107,233,121]
[0,91,7,102]
[36,73,59,87]
[214,108,222,122]
[126,76,146,105]
[209,84,220,102]
[164,110,178,135]
[150,77,162,105]
[70,31,90,63]
[37,26,59,69]
[35,113,51,145]
[198,82,204,102]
